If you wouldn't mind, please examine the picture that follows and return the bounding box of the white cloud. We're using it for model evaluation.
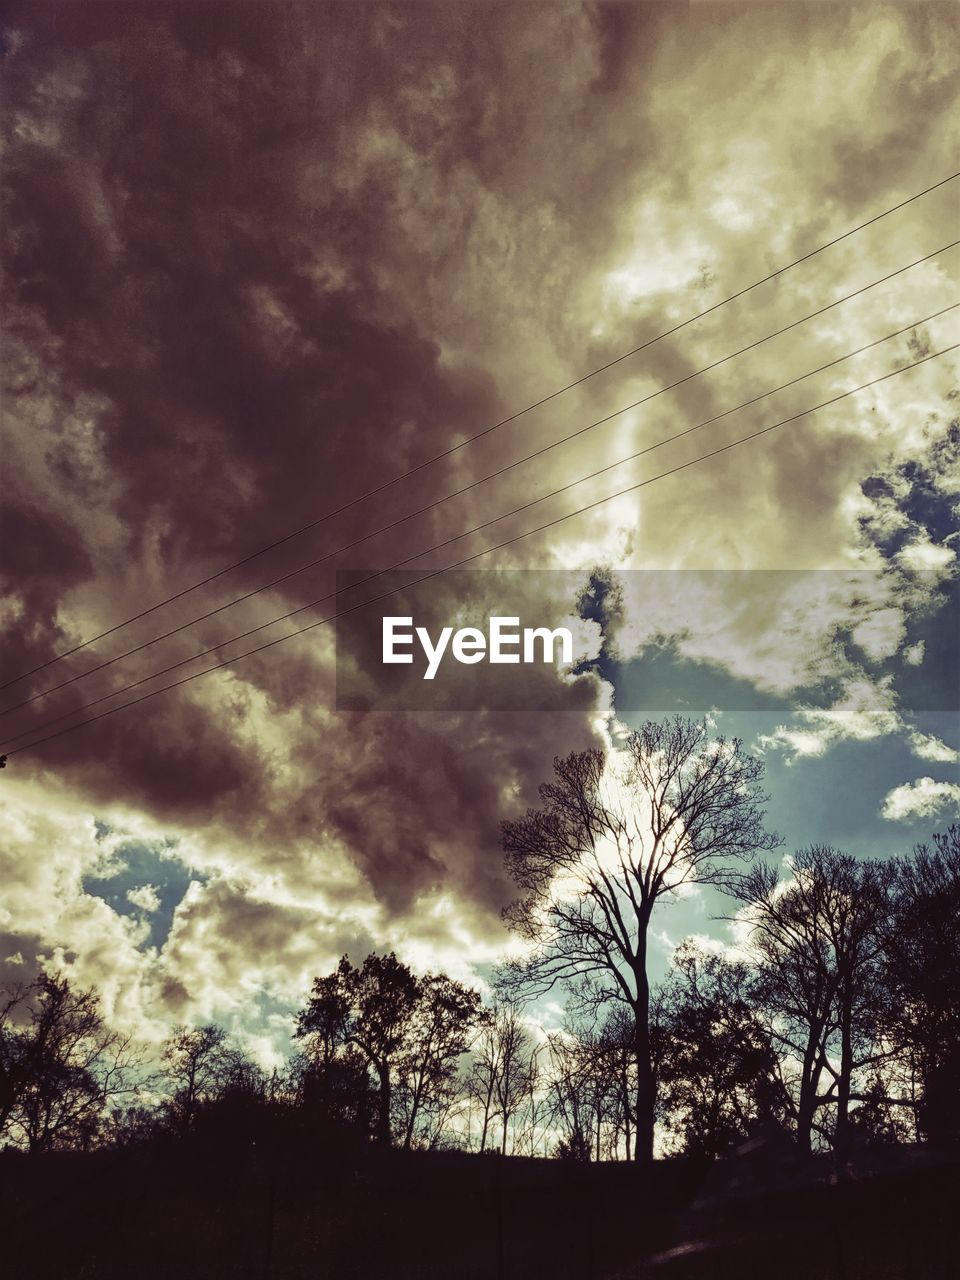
[903,641,925,667]
[760,675,901,760]
[0,783,168,1041]
[908,731,959,764]
[850,608,905,663]
[676,930,747,963]
[880,777,960,823]
[126,884,161,913]
[896,538,956,573]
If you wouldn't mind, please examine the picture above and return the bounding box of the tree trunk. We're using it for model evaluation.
[620,1065,632,1161]
[479,1091,491,1153]
[403,1068,426,1152]
[633,932,655,1164]
[835,986,854,1160]
[377,1063,392,1147]
[795,1033,824,1156]
[479,1067,496,1153]
[796,1074,815,1155]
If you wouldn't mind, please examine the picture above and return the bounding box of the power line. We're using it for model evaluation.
[2,330,954,749]
[4,169,957,693]
[4,344,954,759]
[3,307,951,744]
[4,248,955,720]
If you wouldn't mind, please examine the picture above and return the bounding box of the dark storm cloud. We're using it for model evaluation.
[1,0,612,923]
[2,0,502,564]
[0,500,91,676]
[0,932,47,993]
[298,706,603,915]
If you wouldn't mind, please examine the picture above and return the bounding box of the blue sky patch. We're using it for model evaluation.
[83,833,201,951]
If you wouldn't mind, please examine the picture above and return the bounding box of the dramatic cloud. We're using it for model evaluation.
[1,1,957,1047]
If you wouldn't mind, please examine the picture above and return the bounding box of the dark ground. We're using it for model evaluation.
[1,1141,957,1279]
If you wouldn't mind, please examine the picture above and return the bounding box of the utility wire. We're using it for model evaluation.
[3,306,951,742]
[3,170,957,693]
[3,249,956,720]
[2,329,954,749]
[4,343,955,759]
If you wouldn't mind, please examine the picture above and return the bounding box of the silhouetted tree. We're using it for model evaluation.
[543,1009,637,1161]
[466,1010,499,1152]
[734,846,891,1156]
[1,985,35,1140]
[394,974,481,1150]
[298,953,418,1147]
[500,717,778,1162]
[880,826,960,1146]
[545,1030,595,1160]
[554,1126,591,1161]
[159,1024,236,1135]
[291,1046,377,1137]
[846,1074,911,1148]
[491,1004,537,1156]
[658,943,785,1157]
[466,1003,539,1154]
[297,954,478,1149]
[294,969,350,1069]
[0,973,140,1151]
[592,1005,639,1160]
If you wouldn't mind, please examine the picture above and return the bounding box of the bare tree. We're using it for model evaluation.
[500,717,778,1162]
[544,1031,593,1160]
[466,1010,500,1153]
[597,1005,639,1160]
[160,1024,235,1135]
[515,1042,546,1156]
[0,973,141,1151]
[298,953,419,1147]
[586,1007,641,1160]
[880,826,960,1146]
[466,1002,537,1155]
[734,846,891,1156]
[541,1010,638,1162]
[658,942,785,1157]
[394,973,481,1151]
[492,1004,537,1155]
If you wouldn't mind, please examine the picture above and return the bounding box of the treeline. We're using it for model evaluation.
[1,720,958,1165]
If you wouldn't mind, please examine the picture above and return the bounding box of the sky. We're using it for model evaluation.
[1,0,958,1062]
